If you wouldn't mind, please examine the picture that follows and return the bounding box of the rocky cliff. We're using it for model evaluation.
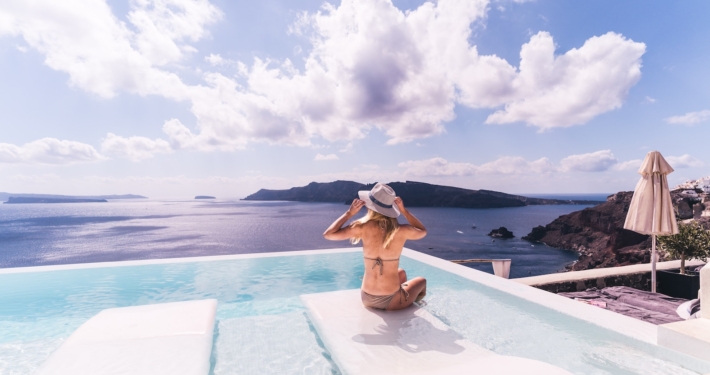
[523,190,708,271]
[243,180,603,208]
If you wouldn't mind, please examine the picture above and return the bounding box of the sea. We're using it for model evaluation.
[0,195,607,278]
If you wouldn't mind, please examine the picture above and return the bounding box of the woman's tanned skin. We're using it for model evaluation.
[323,197,427,310]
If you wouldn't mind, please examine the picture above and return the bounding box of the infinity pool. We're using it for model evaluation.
[1,249,708,374]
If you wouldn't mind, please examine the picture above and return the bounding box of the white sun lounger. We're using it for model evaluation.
[301,290,572,375]
[36,299,218,375]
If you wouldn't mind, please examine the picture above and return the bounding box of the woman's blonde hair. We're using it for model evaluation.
[350,209,399,248]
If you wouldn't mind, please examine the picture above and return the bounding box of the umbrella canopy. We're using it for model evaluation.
[624,151,678,235]
[623,151,679,293]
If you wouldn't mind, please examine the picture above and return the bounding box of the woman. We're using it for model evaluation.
[323,183,427,310]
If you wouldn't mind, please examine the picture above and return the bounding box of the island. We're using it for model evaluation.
[0,193,147,201]
[195,196,216,199]
[4,197,107,204]
[243,180,604,208]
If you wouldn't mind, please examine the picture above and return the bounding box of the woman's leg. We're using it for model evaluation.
[398,268,407,284]
[386,277,426,311]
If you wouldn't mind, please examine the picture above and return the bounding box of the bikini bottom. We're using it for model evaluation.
[361,285,409,310]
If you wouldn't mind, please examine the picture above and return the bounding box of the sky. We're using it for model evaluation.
[1,0,709,199]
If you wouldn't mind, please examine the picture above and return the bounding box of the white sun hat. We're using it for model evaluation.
[358,182,400,218]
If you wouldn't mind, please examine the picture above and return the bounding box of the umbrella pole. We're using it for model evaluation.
[651,235,657,293]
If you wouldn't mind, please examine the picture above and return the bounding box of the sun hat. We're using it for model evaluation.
[358,182,400,218]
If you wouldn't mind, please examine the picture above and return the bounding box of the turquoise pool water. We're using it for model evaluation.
[1,251,708,374]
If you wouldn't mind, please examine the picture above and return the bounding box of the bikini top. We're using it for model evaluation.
[363,256,400,275]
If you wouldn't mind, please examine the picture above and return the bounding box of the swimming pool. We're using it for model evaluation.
[1,248,708,374]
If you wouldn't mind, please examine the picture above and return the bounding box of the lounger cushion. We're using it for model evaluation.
[36,299,217,375]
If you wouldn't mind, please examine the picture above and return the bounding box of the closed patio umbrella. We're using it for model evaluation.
[624,151,679,293]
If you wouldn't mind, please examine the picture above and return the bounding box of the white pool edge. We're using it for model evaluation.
[0,247,361,274]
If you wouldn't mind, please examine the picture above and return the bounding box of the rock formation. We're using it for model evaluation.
[487,227,515,238]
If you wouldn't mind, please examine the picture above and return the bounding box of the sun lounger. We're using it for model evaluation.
[301,289,572,374]
[36,299,217,375]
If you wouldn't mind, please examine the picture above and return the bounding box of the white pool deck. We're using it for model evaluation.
[3,247,710,371]
[302,289,572,375]
[35,299,217,375]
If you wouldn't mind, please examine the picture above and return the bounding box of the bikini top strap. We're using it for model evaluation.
[363,256,400,275]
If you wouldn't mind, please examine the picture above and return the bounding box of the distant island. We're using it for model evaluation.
[0,193,147,202]
[4,197,107,204]
[243,181,604,209]
[195,196,216,199]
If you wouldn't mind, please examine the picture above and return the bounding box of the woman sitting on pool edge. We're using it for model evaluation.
[323,183,427,310]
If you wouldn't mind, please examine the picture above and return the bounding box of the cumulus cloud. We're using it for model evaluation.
[101,133,172,161]
[0,0,646,148]
[559,150,618,172]
[205,53,229,66]
[0,138,103,165]
[484,32,645,130]
[666,154,704,169]
[314,153,339,161]
[398,156,554,176]
[476,156,555,174]
[0,0,220,99]
[398,157,477,176]
[611,159,642,171]
[665,110,710,125]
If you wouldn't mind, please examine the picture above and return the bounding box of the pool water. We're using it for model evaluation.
[0,251,708,374]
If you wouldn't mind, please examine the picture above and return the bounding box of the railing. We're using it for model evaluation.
[450,259,511,279]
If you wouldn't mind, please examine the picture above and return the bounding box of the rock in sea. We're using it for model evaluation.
[487,227,514,239]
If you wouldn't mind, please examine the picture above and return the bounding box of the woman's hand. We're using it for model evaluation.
[347,199,365,216]
[394,197,406,213]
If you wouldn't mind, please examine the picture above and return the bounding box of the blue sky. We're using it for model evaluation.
[1,0,709,198]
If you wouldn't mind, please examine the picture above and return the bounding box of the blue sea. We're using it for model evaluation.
[0,197,603,278]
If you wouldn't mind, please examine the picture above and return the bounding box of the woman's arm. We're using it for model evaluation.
[323,199,365,241]
[394,197,427,240]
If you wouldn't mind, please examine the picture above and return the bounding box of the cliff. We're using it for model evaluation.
[523,190,707,271]
[243,181,603,208]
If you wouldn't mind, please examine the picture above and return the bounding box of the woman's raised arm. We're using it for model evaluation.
[394,197,427,240]
[323,199,365,241]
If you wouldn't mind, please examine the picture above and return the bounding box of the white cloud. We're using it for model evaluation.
[560,150,618,172]
[101,133,172,161]
[476,156,555,174]
[666,154,704,169]
[0,138,103,165]
[644,96,656,103]
[398,156,554,176]
[314,153,339,161]
[205,53,229,66]
[398,157,477,176]
[611,159,642,171]
[665,110,710,125]
[0,0,220,99]
[484,32,645,130]
[0,0,646,149]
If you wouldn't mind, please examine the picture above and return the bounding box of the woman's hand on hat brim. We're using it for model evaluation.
[347,199,365,216]
[394,197,405,212]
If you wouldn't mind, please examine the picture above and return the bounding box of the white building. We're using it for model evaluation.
[680,189,699,199]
